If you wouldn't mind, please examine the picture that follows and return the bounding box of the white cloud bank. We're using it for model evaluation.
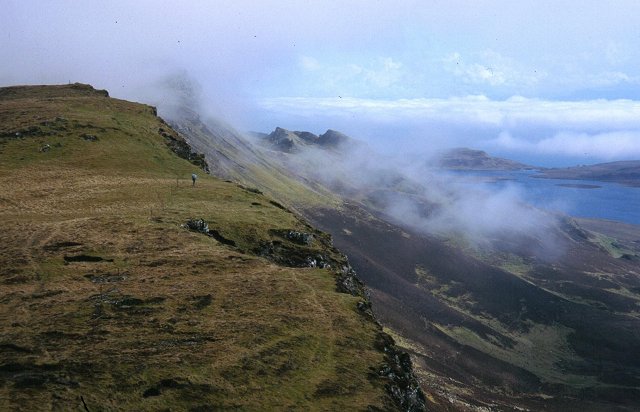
[443,50,545,88]
[493,130,640,160]
[259,95,640,162]
[260,95,640,128]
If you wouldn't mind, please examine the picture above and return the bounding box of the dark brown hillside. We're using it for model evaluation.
[307,203,640,411]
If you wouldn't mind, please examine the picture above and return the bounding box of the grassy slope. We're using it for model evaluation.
[168,113,341,212]
[0,85,393,411]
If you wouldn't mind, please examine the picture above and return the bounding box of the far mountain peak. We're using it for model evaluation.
[261,127,354,153]
[438,147,533,171]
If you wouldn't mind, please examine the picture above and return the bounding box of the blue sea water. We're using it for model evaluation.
[452,170,640,226]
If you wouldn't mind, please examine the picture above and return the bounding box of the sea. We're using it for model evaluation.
[452,170,640,226]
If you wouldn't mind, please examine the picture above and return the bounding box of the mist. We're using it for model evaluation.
[246,128,561,254]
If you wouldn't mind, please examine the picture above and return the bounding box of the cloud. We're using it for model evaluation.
[270,128,559,250]
[363,57,403,88]
[584,71,640,87]
[258,95,640,162]
[290,56,406,98]
[299,56,321,71]
[260,95,640,128]
[443,50,545,88]
[492,130,640,160]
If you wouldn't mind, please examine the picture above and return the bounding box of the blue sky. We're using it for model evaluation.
[3,1,640,165]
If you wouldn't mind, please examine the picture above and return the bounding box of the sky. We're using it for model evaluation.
[3,1,640,166]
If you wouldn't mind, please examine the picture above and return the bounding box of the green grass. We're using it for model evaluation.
[434,323,600,388]
[587,232,634,258]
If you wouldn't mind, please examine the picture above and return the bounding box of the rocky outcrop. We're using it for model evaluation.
[261,127,354,153]
[335,263,426,411]
[264,127,301,152]
[318,129,349,148]
[158,123,210,173]
[282,230,314,246]
[376,333,427,412]
[255,229,326,267]
[183,219,236,246]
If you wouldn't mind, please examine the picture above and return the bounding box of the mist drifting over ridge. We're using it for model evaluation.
[143,71,561,253]
[247,123,561,256]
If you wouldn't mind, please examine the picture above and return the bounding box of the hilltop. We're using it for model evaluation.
[438,147,532,170]
[0,84,424,411]
[260,127,355,153]
[536,160,640,186]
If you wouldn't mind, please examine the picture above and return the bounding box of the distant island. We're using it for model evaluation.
[536,160,640,187]
[556,183,601,189]
[438,148,640,187]
[438,147,533,171]
[258,127,355,153]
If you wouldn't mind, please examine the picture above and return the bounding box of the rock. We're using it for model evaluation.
[184,218,209,234]
[160,128,210,173]
[269,200,288,211]
[356,300,372,315]
[40,144,50,152]
[376,334,427,412]
[285,230,314,245]
[262,127,354,152]
[183,219,236,246]
[82,133,98,141]
[336,265,367,297]
[305,255,329,268]
[318,129,350,147]
[84,273,127,283]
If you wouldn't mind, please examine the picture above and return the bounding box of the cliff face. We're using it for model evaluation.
[0,84,424,411]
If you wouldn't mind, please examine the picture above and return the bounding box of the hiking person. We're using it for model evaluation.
[192,173,198,187]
